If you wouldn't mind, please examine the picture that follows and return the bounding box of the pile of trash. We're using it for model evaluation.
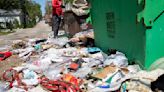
[0,30,164,92]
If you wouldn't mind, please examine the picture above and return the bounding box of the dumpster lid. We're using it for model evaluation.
[137,0,164,27]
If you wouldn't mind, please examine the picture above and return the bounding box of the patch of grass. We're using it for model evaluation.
[0,30,15,35]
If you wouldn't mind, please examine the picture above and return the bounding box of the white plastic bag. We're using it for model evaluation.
[7,87,27,92]
[27,57,52,72]
[18,69,39,86]
[73,67,92,78]
[47,37,69,47]
[44,63,64,80]
[104,51,128,67]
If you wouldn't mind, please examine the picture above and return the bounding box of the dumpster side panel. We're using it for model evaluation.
[91,0,146,65]
[146,13,164,69]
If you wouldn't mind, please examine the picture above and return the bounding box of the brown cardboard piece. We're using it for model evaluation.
[92,66,117,79]
[92,66,129,79]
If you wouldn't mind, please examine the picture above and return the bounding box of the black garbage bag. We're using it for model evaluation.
[151,74,164,92]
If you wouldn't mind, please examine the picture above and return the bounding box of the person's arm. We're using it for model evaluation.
[52,0,61,8]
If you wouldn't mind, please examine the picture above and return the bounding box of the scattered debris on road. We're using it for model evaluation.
[0,29,164,92]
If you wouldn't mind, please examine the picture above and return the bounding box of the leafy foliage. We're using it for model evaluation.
[0,0,21,10]
[0,0,42,28]
[45,2,52,15]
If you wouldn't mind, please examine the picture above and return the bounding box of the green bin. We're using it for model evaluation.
[90,0,164,69]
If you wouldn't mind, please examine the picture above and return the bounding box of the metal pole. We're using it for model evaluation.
[20,0,26,28]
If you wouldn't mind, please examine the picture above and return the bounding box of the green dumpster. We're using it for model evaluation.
[90,0,164,69]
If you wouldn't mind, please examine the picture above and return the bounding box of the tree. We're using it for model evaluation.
[45,0,52,15]
[0,0,21,10]
[0,0,42,28]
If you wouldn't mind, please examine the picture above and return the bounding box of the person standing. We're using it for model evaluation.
[52,0,63,38]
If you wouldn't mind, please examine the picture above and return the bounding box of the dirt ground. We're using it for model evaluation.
[0,21,51,79]
[0,21,51,47]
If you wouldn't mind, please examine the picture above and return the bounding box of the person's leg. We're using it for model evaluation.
[52,15,61,38]
[52,15,55,31]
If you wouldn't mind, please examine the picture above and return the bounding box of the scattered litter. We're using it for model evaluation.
[128,65,141,74]
[35,39,47,44]
[88,47,101,54]
[40,77,82,92]
[7,87,27,92]
[121,80,152,92]
[0,82,10,92]
[104,51,128,67]
[1,29,163,92]
[29,85,47,92]
[0,51,12,61]
[151,74,164,92]
[47,37,69,47]
[44,63,64,80]
[12,40,26,49]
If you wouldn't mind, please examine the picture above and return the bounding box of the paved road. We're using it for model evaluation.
[0,21,51,47]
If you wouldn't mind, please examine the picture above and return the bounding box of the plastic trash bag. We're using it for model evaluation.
[73,67,92,78]
[72,8,89,16]
[27,58,52,73]
[47,37,69,47]
[87,59,102,67]
[73,0,88,8]
[44,48,70,62]
[7,87,27,92]
[121,80,152,92]
[90,52,105,62]
[44,63,64,80]
[18,47,35,57]
[79,47,89,56]
[72,0,89,16]
[88,47,101,54]
[128,65,141,74]
[61,47,79,57]
[12,49,26,54]
[29,85,47,92]
[151,74,164,92]
[0,82,10,92]
[27,39,37,47]
[104,51,128,67]
[23,69,38,79]
[73,29,94,39]
[19,69,39,86]
[46,48,62,58]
